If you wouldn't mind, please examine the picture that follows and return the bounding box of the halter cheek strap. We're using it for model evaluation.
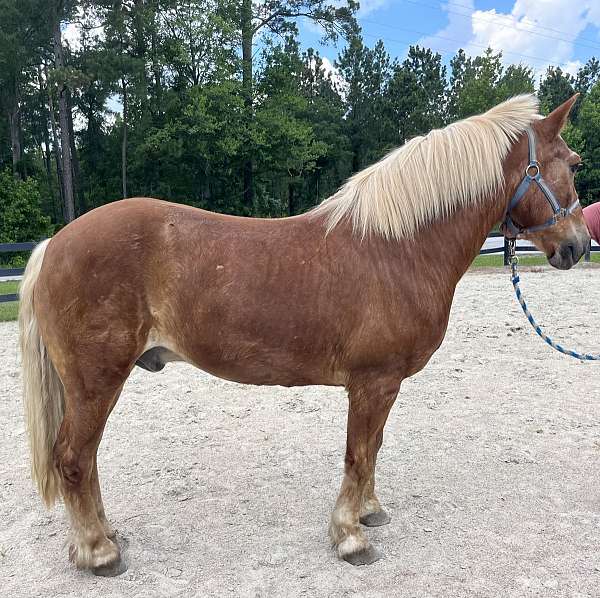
[503,127,580,239]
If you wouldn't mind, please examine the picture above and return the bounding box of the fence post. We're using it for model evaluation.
[585,239,591,263]
[503,236,509,266]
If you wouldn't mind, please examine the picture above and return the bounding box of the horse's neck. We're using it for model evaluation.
[397,190,510,290]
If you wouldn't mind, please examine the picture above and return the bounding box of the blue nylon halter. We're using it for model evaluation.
[502,128,598,361]
[502,127,581,239]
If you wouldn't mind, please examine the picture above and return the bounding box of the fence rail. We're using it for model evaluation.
[0,242,37,303]
[483,232,599,265]
[1,237,598,304]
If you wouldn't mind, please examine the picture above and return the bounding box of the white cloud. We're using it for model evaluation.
[62,22,82,51]
[321,56,336,76]
[321,56,346,91]
[421,0,600,77]
[562,60,584,78]
[358,0,391,17]
[419,0,475,55]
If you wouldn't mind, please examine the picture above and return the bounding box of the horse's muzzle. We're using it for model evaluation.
[549,235,589,270]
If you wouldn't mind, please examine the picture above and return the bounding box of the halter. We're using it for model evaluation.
[502,127,580,239]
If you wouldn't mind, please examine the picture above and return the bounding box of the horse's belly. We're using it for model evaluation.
[142,329,341,387]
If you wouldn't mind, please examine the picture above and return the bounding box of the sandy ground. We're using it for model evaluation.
[3,266,600,597]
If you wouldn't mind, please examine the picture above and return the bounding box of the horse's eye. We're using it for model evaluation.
[571,163,583,174]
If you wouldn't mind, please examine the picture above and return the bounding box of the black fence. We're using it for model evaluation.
[1,235,598,304]
[483,232,598,266]
[0,242,37,303]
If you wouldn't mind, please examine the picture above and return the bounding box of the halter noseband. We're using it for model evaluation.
[502,127,580,239]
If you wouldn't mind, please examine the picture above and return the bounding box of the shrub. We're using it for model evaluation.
[0,170,53,243]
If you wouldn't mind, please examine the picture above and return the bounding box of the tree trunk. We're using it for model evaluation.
[42,133,59,222]
[44,61,65,216]
[8,78,23,180]
[241,0,254,212]
[8,108,22,180]
[151,25,162,118]
[67,90,85,214]
[38,65,58,219]
[53,10,75,223]
[288,182,296,216]
[121,77,128,199]
[202,161,211,205]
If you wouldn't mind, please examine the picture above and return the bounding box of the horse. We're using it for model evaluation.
[18,94,589,575]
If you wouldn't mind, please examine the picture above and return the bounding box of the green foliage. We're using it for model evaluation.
[538,67,575,114]
[389,46,447,141]
[337,37,396,170]
[0,170,52,242]
[575,83,600,205]
[0,0,599,231]
[449,48,535,120]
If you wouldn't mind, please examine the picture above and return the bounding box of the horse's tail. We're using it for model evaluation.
[18,239,64,507]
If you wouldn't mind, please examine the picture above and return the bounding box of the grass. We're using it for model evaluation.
[471,253,600,268]
[0,281,19,322]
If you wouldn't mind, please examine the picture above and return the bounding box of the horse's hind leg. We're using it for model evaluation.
[92,436,117,540]
[329,374,400,566]
[54,380,127,575]
[359,430,391,527]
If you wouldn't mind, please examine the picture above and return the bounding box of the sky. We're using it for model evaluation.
[299,0,600,79]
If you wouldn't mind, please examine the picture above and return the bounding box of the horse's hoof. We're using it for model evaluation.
[93,556,128,577]
[360,510,391,527]
[343,545,383,566]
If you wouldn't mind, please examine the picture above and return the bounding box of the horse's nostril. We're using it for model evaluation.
[561,242,577,263]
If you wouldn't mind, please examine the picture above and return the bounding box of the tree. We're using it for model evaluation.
[498,64,535,99]
[388,45,446,142]
[575,58,600,96]
[298,48,352,206]
[538,67,575,114]
[239,0,357,211]
[49,0,79,222]
[0,169,52,242]
[253,40,328,215]
[574,83,600,205]
[449,48,504,119]
[0,0,49,180]
[336,36,395,171]
[2,0,600,235]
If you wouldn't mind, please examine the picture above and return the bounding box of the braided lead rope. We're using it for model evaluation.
[509,248,600,361]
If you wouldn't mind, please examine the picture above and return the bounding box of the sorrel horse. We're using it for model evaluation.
[19,94,589,575]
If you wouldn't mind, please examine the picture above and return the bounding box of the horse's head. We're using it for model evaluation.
[503,95,590,270]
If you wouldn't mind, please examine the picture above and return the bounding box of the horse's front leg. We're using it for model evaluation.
[329,374,400,565]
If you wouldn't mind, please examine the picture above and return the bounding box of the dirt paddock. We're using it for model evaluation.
[2,267,600,597]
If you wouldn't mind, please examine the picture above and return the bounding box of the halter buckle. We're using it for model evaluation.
[507,238,518,266]
[525,161,540,178]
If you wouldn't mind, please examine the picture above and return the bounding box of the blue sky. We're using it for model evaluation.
[299,0,600,79]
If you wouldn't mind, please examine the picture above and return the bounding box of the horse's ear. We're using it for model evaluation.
[540,94,580,138]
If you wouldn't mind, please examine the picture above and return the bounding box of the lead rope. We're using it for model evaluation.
[508,239,600,361]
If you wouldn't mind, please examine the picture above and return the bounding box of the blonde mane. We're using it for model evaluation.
[313,94,540,240]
